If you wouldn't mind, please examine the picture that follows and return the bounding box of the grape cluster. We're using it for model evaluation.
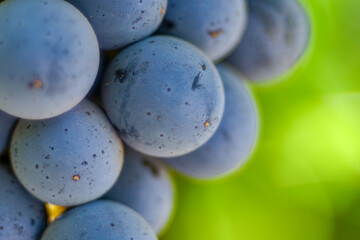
[0,0,309,239]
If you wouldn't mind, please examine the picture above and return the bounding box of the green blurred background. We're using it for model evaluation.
[161,0,360,239]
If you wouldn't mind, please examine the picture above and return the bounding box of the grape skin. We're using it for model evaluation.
[101,36,225,158]
[105,146,174,234]
[41,200,157,240]
[10,100,124,206]
[67,0,167,50]
[0,0,99,119]
[0,163,46,240]
[159,0,248,61]
[227,0,310,81]
[165,63,259,179]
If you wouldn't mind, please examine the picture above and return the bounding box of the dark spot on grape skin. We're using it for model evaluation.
[132,17,142,24]
[93,154,97,158]
[192,72,203,90]
[144,142,152,146]
[221,129,231,141]
[82,161,88,166]
[35,164,39,169]
[146,112,151,116]
[202,64,206,71]
[142,159,159,177]
[110,223,115,227]
[14,224,24,235]
[85,112,91,116]
[115,69,128,83]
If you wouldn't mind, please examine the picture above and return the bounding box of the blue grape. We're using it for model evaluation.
[227,0,310,81]
[67,0,167,50]
[41,200,157,240]
[0,0,99,119]
[0,163,46,240]
[0,110,16,155]
[165,63,259,179]
[101,36,225,158]
[10,100,124,206]
[105,146,174,234]
[159,0,247,61]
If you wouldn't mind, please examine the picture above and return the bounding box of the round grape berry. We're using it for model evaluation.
[41,200,157,240]
[11,100,124,206]
[67,0,167,50]
[0,0,99,119]
[101,36,225,157]
[227,0,310,81]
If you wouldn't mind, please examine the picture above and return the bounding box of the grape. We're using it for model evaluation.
[0,0,99,119]
[0,163,46,240]
[10,100,124,206]
[159,0,247,62]
[165,63,259,179]
[41,200,157,240]
[0,110,16,155]
[66,0,167,50]
[101,35,225,158]
[105,146,174,234]
[227,0,310,81]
